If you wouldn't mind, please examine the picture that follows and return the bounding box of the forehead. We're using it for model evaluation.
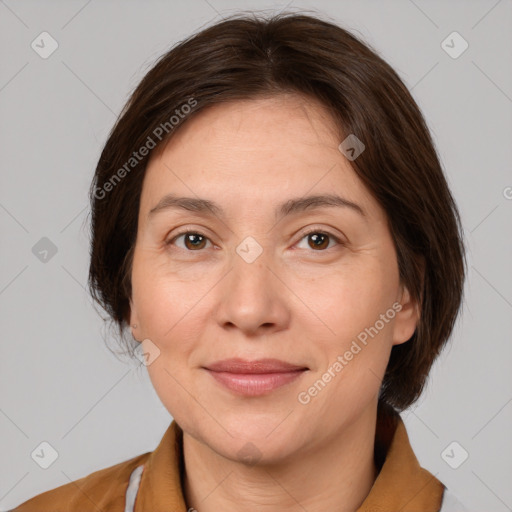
[139,94,381,222]
[154,93,342,159]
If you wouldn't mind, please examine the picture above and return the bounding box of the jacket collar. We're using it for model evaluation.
[134,404,444,511]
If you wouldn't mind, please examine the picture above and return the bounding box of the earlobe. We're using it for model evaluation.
[128,301,141,342]
[392,285,420,346]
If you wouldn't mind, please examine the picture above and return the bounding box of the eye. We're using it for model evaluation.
[167,230,213,251]
[166,228,344,253]
[295,228,344,251]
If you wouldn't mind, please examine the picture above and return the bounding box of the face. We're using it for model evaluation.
[129,93,419,463]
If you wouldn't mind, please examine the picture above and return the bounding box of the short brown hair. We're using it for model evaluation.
[88,11,466,411]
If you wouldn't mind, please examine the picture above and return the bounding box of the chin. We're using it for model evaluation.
[218,436,298,467]
[217,418,302,455]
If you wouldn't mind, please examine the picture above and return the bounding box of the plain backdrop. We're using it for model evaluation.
[1,1,511,511]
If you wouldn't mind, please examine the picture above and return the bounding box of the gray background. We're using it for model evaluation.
[1,0,511,510]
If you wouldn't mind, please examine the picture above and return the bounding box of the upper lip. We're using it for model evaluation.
[204,358,308,374]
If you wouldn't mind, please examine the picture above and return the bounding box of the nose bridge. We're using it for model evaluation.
[230,239,275,306]
[215,238,288,334]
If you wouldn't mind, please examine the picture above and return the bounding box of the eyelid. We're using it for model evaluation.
[298,225,345,241]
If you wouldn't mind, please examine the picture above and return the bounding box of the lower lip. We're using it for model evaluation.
[205,369,306,396]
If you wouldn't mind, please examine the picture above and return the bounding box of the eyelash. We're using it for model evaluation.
[166,227,344,253]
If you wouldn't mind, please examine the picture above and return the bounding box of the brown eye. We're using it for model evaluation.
[307,232,330,250]
[296,229,343,251]
[168,231,211,251]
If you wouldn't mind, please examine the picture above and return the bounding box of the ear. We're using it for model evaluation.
[392,284,421,346]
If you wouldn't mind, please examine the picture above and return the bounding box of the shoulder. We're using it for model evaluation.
[439,487,473,512]
[10,451,150,512]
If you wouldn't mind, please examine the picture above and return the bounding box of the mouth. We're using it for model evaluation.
[203,358,309,396]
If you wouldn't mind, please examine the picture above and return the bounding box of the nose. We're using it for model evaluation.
[214,250,291,337]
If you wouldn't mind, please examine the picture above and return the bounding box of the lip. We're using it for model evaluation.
[204,358,308,373]
[203,358,308,396]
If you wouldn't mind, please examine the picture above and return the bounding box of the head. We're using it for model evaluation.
[88,12,466,461]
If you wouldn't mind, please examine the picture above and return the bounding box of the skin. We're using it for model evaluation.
[129,93,420,512]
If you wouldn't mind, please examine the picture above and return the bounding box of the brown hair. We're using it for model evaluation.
[87,10,466,411]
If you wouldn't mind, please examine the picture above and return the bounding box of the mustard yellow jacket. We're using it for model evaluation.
[11,407,469,511]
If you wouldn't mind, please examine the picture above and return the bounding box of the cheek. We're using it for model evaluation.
[294,255,399,407]
[131,252,214,402]
[131,250,210,341]
[135,270,206,420]
[298,257,398,342]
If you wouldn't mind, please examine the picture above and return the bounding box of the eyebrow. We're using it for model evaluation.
[148,193,366,221]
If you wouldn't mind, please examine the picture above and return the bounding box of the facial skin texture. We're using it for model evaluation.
[129,93,420,512]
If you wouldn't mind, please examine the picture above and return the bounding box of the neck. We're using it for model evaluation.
[182,403,379,512]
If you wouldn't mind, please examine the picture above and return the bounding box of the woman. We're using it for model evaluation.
[12,11,469,512]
